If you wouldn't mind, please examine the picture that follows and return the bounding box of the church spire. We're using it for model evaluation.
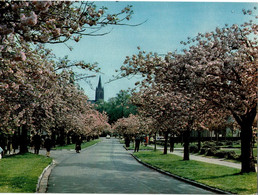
[95,76,104,102]
[98,75,102,88]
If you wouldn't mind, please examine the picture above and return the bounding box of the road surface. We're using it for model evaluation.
[47,138,213,194]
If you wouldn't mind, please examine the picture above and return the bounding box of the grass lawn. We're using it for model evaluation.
[134,150,257,194]
[0,153,52,193]
[53,139,101,150]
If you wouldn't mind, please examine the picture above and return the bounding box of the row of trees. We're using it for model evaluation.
[117,8,257,173]
[0,1,134,153]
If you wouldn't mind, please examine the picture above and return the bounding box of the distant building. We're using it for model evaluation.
[95,76,104,102]
[88,76,104,103]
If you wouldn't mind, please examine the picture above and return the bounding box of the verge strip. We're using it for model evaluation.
[131,153,231,194]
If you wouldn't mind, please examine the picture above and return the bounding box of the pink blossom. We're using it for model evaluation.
[27,11,37,26]
[20,51,26,61]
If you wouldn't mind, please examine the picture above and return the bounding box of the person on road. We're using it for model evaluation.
[134,135,141,152]
[75,136,82,153]
[33,132,41,154]
[44,135,52,157]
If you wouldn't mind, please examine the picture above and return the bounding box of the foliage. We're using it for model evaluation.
[134,151,257,194]
[112,114,151,136]
[120,7,257,172]
[189,144,199,153]
[0,1,133,149]
[0,1,133,45]
[214,150,240,160]
[0,153,52,193]
[95,90,138,124]
[205,147,217,156]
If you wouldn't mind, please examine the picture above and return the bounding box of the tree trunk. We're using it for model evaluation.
[183,128,191,160]
[233,107,256,173]
[240,124,255,173]
[163,131,168,154]
[154,132,157,151]
[67,132,71,145]
[51,131,56,148]
[197,130,201,151]
[170,134,175,152]
[59,128,66,146]
[19,125,28,154]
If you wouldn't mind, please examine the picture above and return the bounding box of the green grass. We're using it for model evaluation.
[134,151,257,194]
[230,143,257,148]
[0,153,52,193]
[53,139,101,150]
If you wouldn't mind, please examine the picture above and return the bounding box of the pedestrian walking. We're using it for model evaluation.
[44,135,52,157]
[33,132,41,154]
[134,136,141,152]
[75,136,82,153]
[125,136,130,147]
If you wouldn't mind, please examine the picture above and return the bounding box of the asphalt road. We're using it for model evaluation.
[47,138,214,194]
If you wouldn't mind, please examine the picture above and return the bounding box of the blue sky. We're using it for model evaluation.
[47,1,257,101]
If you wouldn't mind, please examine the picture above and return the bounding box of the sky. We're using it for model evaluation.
[47,1,257,101]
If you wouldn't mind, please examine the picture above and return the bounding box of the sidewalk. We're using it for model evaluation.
[149,145,244,170]
[172,148,241,169]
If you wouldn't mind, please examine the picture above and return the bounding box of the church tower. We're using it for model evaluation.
[95,76,104,102]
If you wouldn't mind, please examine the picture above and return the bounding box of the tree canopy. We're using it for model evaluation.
[120,8,257,172]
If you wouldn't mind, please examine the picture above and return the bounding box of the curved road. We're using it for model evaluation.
[47,138,213,194]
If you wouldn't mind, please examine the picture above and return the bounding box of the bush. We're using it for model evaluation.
[202,141,220,150]
[190,144,199,153]
[215,150,240,160]
[200,148,208,155]
[215,141,224,146]
[226,141,233,146]
[215,151,228,158]
[203,141,216,148]
[206,147,217,156]
[227,151,239,160]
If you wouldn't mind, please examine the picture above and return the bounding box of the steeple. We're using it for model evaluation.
[95,76,104,102]
[98,76,102,88]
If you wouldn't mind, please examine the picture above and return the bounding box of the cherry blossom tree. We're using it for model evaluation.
[0,1,133,44]
[0,1,134,81]
[82,109,111,138]
[0,1,135,153]
[112,114,151,138]
[121,8,257,172]
[130,84,219,158]
[179,14,257,172]
[0,42,58,153]
[0,44,110,152]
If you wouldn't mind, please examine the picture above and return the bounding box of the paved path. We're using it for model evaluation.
[151,146,241,169]
[46,138,214,194]
[151,146,256,171]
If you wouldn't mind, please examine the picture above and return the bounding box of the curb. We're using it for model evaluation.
[36,160,56,193]
[131,153,231,194]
